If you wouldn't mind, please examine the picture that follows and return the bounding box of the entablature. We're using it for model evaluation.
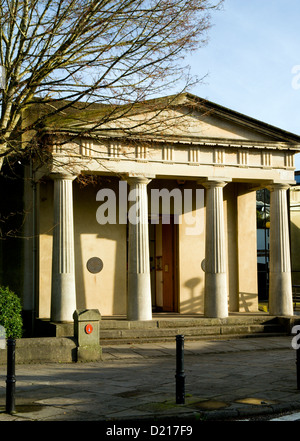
[37,132,298,185]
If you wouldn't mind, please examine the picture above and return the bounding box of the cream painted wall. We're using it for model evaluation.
[224,183,239,312]
[177,182,205,314]
[73,179,127,315]
[38,179,54,318]
[38,177,127,318]
[290,187,300,285]
[37,177,258,318]
[177,182,258,315]
[236,185,258,312]
[178,208,205,313]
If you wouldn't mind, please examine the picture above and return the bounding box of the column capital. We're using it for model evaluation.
[50,172,77,181]
[199,178,232,189]
[267,182,291,191]
[123,174,154,186]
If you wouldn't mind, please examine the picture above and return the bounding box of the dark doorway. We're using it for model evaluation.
[149,217,178,312]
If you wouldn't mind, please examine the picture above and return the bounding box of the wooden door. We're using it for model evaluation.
[162,222,176,311]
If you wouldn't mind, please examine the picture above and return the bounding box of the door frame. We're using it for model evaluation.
[150,216,179,312]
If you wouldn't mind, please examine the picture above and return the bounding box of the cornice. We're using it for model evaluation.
[41,130,300,152]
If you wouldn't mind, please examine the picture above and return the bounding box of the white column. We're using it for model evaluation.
[203,180,229,318]
[50,173,77,322]
[127,177,152,321]
[268,183,293,316]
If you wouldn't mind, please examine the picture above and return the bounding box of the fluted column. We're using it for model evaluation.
[50,173,77,322]
[268,183,293,316]
[127,177,152,321]
[203,180,229,318]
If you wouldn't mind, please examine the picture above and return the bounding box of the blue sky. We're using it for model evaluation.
[184,0,300,170]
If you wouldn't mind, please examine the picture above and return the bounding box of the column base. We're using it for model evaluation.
[204,273,228,318]
[51,275,76,322]
[127,274,152,321]
[269,272,293,316]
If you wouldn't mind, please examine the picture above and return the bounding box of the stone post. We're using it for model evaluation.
[73,309,102,361]
[126,176,152,321]
[203,179,229,318]
[268,183,293,316]
[50,173,77,322]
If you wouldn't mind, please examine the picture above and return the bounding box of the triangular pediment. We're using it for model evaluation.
[169,93,300,143]
[141,105,278,143]
[40,92,300,147]
[131,93,300,145]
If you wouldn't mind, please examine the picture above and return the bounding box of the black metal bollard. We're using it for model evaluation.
[6,338,16,414]
[175,334,185,404]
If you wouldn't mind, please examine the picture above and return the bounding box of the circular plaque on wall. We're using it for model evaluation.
[87,257,103,274]
[201,259,206,272]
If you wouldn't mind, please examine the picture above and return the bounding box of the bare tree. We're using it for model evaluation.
[0,0,223,164]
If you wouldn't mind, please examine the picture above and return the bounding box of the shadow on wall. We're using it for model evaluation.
[181,279,258,314]
[239,292,258,312]
[180,277,202,313]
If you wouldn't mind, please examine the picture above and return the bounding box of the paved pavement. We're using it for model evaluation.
[0,335,300,427]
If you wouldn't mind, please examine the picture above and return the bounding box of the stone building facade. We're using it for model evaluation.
[10,93,300,324]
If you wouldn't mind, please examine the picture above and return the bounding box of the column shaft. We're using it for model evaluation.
[203,180,228,318]
[127,177,152,321]
[268,184,293,316]
[51,174,77,322]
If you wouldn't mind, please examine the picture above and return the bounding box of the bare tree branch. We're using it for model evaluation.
[0,0,223,160]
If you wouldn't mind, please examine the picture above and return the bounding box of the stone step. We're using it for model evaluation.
[100,315,280,330]
[1,315,296,364]
[34,314,281,337]
[99,332,287,346]
[33,315,298,345]
[100,323,287,345]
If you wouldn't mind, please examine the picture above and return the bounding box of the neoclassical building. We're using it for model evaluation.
[2,93,299,326]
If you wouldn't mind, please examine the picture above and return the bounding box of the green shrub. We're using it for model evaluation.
[0,286,23,339]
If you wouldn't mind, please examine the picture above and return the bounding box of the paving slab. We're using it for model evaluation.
[0,336,299,427]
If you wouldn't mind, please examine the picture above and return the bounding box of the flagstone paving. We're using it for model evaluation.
[0,336,300,422]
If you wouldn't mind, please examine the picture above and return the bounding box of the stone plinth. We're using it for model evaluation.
[73,309,102,361]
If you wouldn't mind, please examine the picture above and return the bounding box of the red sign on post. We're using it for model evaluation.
[85,324,93,334]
